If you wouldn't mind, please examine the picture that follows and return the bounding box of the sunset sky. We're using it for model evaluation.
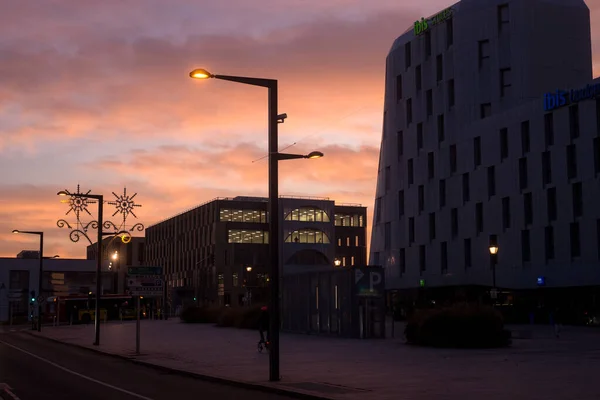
[1,0,599,258]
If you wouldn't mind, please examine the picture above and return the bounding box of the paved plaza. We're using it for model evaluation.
[31,319,600,400]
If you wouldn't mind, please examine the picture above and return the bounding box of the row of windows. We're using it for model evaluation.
[220,209,267,223]
[337,236,361,247]
[219,207,364,227]
[386,182,588,249]
[402,80,455,125]
[334,213,365,227]
[227,230,269,244]
[285,207,330,222]
[285,229,330,244]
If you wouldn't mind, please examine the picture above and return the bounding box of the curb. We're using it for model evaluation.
[25,332,330,400]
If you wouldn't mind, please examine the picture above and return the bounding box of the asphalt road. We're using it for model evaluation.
[0,332,297,400]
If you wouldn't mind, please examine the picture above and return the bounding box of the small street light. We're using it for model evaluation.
[334,258,342,267]
[12,229,44,332]
[246,266,253,272]
[489,234,499,300]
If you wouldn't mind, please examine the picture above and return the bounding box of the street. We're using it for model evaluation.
[0,332,296,400]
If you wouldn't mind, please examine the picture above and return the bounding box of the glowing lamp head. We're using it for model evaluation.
[12,230,19,234]
[189,68,213,79]
[306,151,324,159]
[489,246,499,255]
[246,266,252,272]
[334,258,342,267]
[57,190,69,196]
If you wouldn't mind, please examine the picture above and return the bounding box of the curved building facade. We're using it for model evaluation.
[370,0,600,306]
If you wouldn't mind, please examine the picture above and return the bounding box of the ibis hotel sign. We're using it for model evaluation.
[543,81,600,111]
[414,8,453,35]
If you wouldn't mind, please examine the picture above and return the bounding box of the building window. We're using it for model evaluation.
[478,40,490,69]
[464,238,472,268]
[228,230,269,244]
[285,229,330,243]
[446,18,453,48]
[397,131,403,159]
[355,236,359,246]
[429,213,436,241]
[384,222,391,250]
[408,159,414,185]
[417,123,423,151]
[450,145,457,173]
[439,179,446,208]
[594,137,600,175]
[385,166,391,191]
[441,242,448,273]
[522,230,531,263]
[418,185,424,213]
[425,30,432,58]
[428,152,435,180]
[351,256,355,266]
[500,68,511,97]
[406,98,413,125]
[286,207,332,222]
[545,226,554,261]
[476,202,483,234]
[396,75,403,101]
[448,79,455,108]
[342,257,346,267]
[416,65,422,92]
[462,173,470,203]
[481,103,492,119]
[436,54,443,82]
[419,245,426,273]
[437,114,445,143]
[500,128,508,160]
[547,188,557,222]
[502,197,511,230]
[521,121,530,154]
[400,248,406,274]
[488,166,496,197]
[498,4,509,32]
[544,113,554,147]
[346,237,350,246]
[375,197,382,222]
[519,157,528,190]
[409,217,415,244]
[524,192,533,225]
[597,220,600,260]
[426,90,433,117]
[398,190,405,217]
[572,182,583,218]
[474,137,481,167]
[451,208,458,238]
[570,222,580,258]
[542,151,552,185]
[569,104,580,139]
[405,41,411,69]
[567,144,577,179]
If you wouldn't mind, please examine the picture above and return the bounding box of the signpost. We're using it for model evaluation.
[127,266,163,355]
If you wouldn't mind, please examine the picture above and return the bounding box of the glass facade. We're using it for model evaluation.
[227,230,269,244]
[220,209,267,223]
[285,207,330,222]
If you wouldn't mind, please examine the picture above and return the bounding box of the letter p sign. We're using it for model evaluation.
[369,272,382,292]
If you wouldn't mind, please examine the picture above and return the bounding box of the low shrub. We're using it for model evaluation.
[405,303,511,348]
[180,305,220,324]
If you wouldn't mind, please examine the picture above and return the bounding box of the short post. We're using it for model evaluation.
[136,296,141,355]
[391,305,395,338]
[9,302,12,327]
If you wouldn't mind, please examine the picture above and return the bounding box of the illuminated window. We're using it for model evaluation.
[220,209,266,222]
[284,207,330,222]
[227,230,269,244]
[285,229,331,244]
[346,237,350,246]
[351,256,355,266]
[334,214,364,227]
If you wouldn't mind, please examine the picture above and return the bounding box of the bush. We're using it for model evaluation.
[404,303,511,348]
[180,306,221,324]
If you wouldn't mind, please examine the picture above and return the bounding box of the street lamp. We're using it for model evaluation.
[12,229,44,332]
[334,258,342,267]
[189,68,323,382]
[489,234,499,299]
[246,266,252,272]
[58,189,104,346]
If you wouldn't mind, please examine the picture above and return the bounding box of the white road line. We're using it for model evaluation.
[0,340,154,400]
[0,383,21,400]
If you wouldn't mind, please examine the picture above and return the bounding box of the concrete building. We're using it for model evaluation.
[145,196,367,309]
[370,0,600,318]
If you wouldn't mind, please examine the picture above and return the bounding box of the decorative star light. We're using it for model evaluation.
[108,187,142,223]
[63,184,96,220]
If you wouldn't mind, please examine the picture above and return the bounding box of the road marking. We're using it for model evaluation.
[0,383,21,400]
[0,340,154,400]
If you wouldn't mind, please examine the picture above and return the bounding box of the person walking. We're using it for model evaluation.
[258,305,270,344]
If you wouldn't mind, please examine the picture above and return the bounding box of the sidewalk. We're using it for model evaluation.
[31,320,600,400]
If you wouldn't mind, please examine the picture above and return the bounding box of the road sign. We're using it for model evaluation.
[355,269,364,284]
[354,266,385,297]
[127,273,163,297]
[128,266,163,275]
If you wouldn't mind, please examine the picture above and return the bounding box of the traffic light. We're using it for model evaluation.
[30,290,36,302]
[193,297,197,301]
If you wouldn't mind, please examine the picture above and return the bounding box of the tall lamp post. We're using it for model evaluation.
[58,190,103,345]
[489,234,499,302]
[112,251,120,294]
[12,230,44,332]
[189,68,323,382]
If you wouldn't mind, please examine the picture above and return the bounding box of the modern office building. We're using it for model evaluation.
[145,196,367,309]
[370,0,600,317]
